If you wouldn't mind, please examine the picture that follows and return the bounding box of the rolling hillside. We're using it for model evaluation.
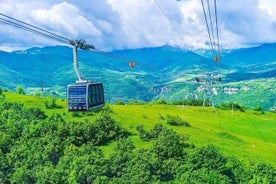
[2,91,276,167]
[0,91,275,183]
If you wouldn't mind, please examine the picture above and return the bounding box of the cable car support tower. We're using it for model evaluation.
[195,72,221,107]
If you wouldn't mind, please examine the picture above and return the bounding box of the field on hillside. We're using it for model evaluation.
[3,92,276,168]
[1,91,276,183]
[111,104,276,166]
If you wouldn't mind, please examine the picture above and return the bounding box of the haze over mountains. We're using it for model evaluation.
[0,43,275,110]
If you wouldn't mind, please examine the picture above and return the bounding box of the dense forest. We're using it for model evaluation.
[0,90,275,183]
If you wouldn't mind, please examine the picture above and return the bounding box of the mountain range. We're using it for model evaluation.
[0,44,275,110]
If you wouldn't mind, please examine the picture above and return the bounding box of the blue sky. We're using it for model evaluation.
[1,0,276,51]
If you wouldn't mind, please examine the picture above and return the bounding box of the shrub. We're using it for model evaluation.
[115,101,125,105]
[216,103,245,112]
[44,97,57,109]
[167,115,190,127]
[34,92,41,97]
[127,101,146,105]
[188,99,204,106]
[92,112,130,145]
[250,163,276,184]
[71,112,82,117]
[136,124,165,141]
[187,145,227,171]
[171,99,189,105]
[16,85,25,94]
[136,125,148,141]
[253,105,264,114]
[153,127,184,160]
[151,100,167,105]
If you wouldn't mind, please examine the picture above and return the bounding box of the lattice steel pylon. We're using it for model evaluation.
[195,72,221,107]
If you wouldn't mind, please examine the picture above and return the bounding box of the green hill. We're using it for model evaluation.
[0,91,275,183]
[1,45,276,110]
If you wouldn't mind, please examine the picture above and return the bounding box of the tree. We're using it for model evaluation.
[116,149,155,184]
[56,144,108,184]
[167,115,190,127]
[93,112,130,145]
[176,168,232,184]
[108,139,135,178]
[16,85,25,94]
[187,145,227,172]
[44,97,57,109]
[153,127,184,160]
[250,163,276,184]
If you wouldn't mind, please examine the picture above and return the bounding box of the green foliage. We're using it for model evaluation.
[118,149,154,183]
[108,139,135,178]
[226,158,252,183]
[15,85,25,94]
[188,99,204,106]
[34,92,41,97]
[176,168,232,184]
[167,115,190,127]
[93,112,131,145]
[171,99,189,105]
[253,105,265,114]
[187,145,227,171]
[127,101,146,105]
[115,100,125,105]
[216,102,246,112]
[136,125,148,141]
[62,112,130,147]
[175,145,233,183]
[0,101,131,183]
[136,124,165,141]
[44,97,59,109]
[254,105,263,112]
[153,127,184,160]
[101,105,114,113]
[0,93,275,183]
[0,87,2,96]
[150,100,168,105]
[57,144,108,184]
[250,163,276,184]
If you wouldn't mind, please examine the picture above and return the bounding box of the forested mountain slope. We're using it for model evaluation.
[0,44,276,110]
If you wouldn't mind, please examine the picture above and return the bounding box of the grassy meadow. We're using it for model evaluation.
[3,92,276,168]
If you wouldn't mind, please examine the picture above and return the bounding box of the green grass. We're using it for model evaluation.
[3,91,276,167]
[110,104,276,167]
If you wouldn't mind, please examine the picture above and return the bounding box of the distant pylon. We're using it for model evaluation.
[195,72,221,106]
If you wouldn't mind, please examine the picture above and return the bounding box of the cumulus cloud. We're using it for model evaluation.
[1,0,276,51]
[32,2,102,37]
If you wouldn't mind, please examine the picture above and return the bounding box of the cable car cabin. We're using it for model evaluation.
[67,82,104,111]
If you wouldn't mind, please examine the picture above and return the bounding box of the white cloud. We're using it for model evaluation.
[1,0,276,51]
[106,0,172,49]
[259,0,276,19]
[32,2,102,38]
